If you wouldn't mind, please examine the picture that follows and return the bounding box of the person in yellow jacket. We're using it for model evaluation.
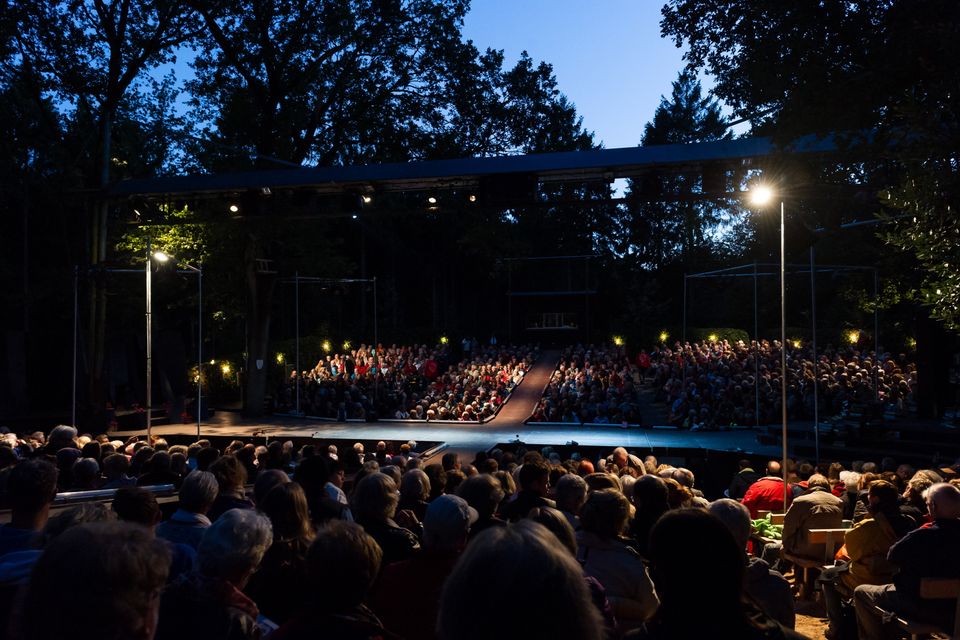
[818,480,917,640]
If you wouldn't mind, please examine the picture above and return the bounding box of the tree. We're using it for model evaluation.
[13,0,199,412]
[624,70,734,270]
[661,0,960,330]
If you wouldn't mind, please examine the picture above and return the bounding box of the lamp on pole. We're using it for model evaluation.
[148,249,203,440]
[749,184,790,512]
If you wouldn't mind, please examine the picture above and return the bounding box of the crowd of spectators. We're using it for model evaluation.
[530,344,644,425]
[3,423,960,639]
[645,339,917,429]
[275,343,537,422]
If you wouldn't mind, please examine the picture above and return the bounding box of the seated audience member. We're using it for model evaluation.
[437,520,604,640]
[369,495,477,639]
[423,463,447,502]
[606,447,643,474]
[70,457,101,490]
[272,521,395,640]
[293,455,349,524]
[818,479,915,640]
[252,469,290,507]
[708,499,795,630]
[555,472,589,532]
[352,472,420,565]
[112,486,196,581]
[17,522,169,640]
[156,470,218,550]
[499,457,555,522]
[137,451,181,488]
[627,509,806,640]
[629,475,670,557]
[576,489,659,635]
[729,459,762,500]
[0,459,58,557]
[100,452,136,489]
[527,506,618,638]
[323,457,352,520]
[781,473,844,562]
[207,455,255,521]
[854,482,960,639]
[245,483,315,625]
[742,461,793,518]
[156,509,273,640]
[398,468,431,521]
[456,473,507,538]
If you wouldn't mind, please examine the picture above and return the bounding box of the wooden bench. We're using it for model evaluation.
[876,578,960,640]
[782,527,849,599]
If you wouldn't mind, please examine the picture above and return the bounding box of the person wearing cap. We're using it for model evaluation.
[368,494,477,640]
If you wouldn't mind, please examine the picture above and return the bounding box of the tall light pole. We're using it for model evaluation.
[750,185,790,511]
[152,250,203,439]
[146,242,159,441]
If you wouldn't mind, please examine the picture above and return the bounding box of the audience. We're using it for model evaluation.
[276,343,536,422]
[5,422,960,640]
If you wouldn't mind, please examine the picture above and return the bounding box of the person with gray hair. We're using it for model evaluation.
[437,520,604,640]
[708,499,795,629]
[155,509,273,640]
[855,482,960,639]
[555,473,588,531]
[70,457,101,490]
[156,470,219,550]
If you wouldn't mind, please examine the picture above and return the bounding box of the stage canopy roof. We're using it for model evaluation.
[108,134,841,200]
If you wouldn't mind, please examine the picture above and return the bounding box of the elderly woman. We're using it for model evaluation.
[576,489,659,636]
[457,473,507,538]
[155,509,273,640]
[156,470,219,550]
[352,473,420,566]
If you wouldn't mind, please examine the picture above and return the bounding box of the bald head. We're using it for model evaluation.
[766,460,782,476]
[925,483,960,520]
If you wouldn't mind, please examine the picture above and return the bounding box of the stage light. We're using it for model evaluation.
[361,195,373,204]
[209,359,216,365]
[342,340,352,350]
[708,333,718,343]
[846,329,860,345]
[749,185,774,206]
[439,335,449,345]
[322,340,332,353]
[906,337,917,349]
[468,194,477,202]
[427,196,438,205]
[229,204,240,213]
[275,352,284,364]
[792,339,802,349]
[612,335,625,347]
[659,331,669,343]
[152,251,169,263]
[351,214,358,219]
[221,362,231,375]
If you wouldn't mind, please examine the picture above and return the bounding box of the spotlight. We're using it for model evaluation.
[749,185,774,206]
[229,204,239,213]
[352,214,358,220]
[152,251,169,263]
[658,331,669,343]
[612,335,625,347]
[361,195,373,204]
[342,340,352,350]
[220,362,231,375]
[708,333,718,343]
[275,353,285,364]
[427,196,438,205]
[439,336,449,345]
[322,340,332,353]
[846,330,860,345]
[468,194,477,203]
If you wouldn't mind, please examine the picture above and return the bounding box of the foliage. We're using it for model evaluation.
[661,0,960,331]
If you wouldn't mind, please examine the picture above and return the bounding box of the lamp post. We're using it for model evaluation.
[750,185,790,511]
[149,249,203,440]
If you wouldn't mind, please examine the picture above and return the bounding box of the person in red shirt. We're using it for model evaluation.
[741,461,797,518]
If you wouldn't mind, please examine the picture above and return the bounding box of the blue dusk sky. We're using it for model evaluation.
[462,0,697,149]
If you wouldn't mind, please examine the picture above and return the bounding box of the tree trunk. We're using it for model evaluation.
[88,109,114,419]
[243,240,277,416]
